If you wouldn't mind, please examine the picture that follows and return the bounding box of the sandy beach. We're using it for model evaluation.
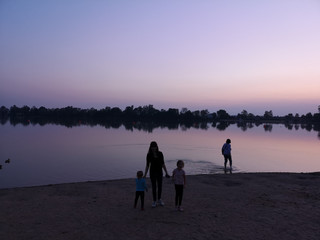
[1,172,320,240]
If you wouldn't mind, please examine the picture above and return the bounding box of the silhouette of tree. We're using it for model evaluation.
[216,109,230,120]
[263,110,273,119]
[123,105,134,118]
[241,109,248,117]
[0,106,9,124]
[1,104,320,135]
[200,109,209,118]
[181,109,193,120]
[193,110,200,118]
[0,106,9,117]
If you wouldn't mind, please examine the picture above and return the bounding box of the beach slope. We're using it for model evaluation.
[1,173,320,240]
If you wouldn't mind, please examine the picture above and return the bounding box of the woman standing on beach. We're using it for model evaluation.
[144,141,170,208]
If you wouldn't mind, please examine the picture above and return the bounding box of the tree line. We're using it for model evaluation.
[1,105,320,135]
[0,105,320,123]
[1,104,320,127]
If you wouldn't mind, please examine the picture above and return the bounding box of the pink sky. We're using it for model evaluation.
[1,0,319,115]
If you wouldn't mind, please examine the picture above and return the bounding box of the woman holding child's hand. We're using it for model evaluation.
[144,141,170,208]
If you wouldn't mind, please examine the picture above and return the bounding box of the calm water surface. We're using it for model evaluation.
[0,123,319,189]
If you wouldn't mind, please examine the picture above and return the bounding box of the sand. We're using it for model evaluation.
[1,173,320,240]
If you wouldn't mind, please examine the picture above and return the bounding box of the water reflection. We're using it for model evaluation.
[263,124,273,132]
[1,123,320,189]
[224,167,232,174]
[1,118,319,136]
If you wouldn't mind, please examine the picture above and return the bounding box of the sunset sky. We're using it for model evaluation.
[1,0,319,115]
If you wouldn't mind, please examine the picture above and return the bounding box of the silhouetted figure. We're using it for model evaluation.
[134,171,148,211]
[5,158,10,164]
[144,141,170,208]
[222,139,232,173]
[172,160,186,212]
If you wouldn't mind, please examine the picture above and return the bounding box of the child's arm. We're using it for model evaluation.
[183,172,186,187]
[172,170,175,183]
[144,180,148,192]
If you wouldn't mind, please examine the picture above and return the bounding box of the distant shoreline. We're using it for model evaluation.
[1,105,320,127]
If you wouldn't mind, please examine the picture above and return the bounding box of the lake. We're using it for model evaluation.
[0,122,319,189]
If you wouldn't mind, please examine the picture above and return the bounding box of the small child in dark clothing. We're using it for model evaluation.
[172,160,186,212]
[134,171,148,210]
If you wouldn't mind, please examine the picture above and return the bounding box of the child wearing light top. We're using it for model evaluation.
[172,160,186,211]
[134,171,148,210]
